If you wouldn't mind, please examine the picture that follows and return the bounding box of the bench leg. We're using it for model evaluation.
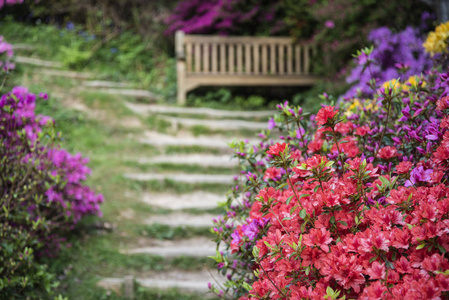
[177,85,186,106]
[177,60,186,105]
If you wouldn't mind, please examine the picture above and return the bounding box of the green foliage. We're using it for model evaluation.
[129,178,231,195]
[139,223,213,240]
[60,45,92,69]
[187,88,274,110]
[283,0,432,77]
[0,96,63,299]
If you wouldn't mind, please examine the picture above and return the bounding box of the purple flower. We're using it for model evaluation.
[324,20,335,29]
[242,219,260,241]
[296,127,305,139]
[405,166,432,187]
[267,117,276,130]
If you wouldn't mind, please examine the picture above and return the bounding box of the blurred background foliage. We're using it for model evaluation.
[0,0,436,110]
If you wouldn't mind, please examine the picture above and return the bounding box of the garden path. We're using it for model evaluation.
[16,54,272,298]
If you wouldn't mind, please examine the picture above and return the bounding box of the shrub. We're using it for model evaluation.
[165,0,286,36]
[0,86,103,297]
[0,0,23,9]
[210,30,449,300]
[283,0,432,77]
[342,27,432,99]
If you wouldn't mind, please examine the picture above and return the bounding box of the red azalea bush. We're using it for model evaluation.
[210,61,449,298]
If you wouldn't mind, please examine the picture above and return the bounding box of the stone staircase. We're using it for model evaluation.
[14,53,270,299]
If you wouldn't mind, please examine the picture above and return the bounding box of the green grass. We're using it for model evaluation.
[138,224,214,240]
[182,207,227,216]
[164,145,229,155]
[124,161,239,175]
[79,91,135,118]
[145,115,172,133]
[190,124,259,138]
[160,111,272,122]
[129,179,232,195]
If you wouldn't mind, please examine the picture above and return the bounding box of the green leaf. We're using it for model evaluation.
[290,205,298,215]
[299,209,307,219]
[385,260,394,269]
[277,182,288,189]
[416,243,426,250]
[437,244,447,254]
[379,176,389,186]
[338,221,348,227]
[242,281,252,292]
[325,161,334,168]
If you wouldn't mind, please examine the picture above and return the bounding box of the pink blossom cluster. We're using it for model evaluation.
[165,0,284,36]
[1,86,103,251]
[211,68,449,298]
[0,0,24,8]
[0,36,15,72]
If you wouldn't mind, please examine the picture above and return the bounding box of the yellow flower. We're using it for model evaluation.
[423,21,449,56]
[348,99,361,111]
[403,75,426,91]
[366,99,379,111]
[344,98,360,117]
[381,79,402,92]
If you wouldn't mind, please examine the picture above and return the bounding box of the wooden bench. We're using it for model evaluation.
[175,30,318,105]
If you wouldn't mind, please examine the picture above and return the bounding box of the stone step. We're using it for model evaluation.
[121,237,219,257]
[16,56,63,68]
[38,68,93,79]
[82,80,133,89]
[140,131,255,150]
[145,212,217,228]
[95,88,161,101]
[97,269,224,294]
[161,116,267,131]
[124,173,235,184]
[142,191,228,210]
[125,101,275,118]
[12,44,34,51]
[134,154,238,168]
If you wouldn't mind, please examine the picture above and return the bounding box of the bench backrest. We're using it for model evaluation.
[175,30,313,76]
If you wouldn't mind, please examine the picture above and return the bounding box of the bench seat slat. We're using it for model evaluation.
[194,44,201,72]
[212,44,218,74]
[262,45,267,75]
[220,43,226,74]
[245,44,251,74]
[253,43,259,75]
[203,43,209,74]
[186,43,192,73]
[228,44,234,74]
[295,45,301,74]
[236,44,243,74]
